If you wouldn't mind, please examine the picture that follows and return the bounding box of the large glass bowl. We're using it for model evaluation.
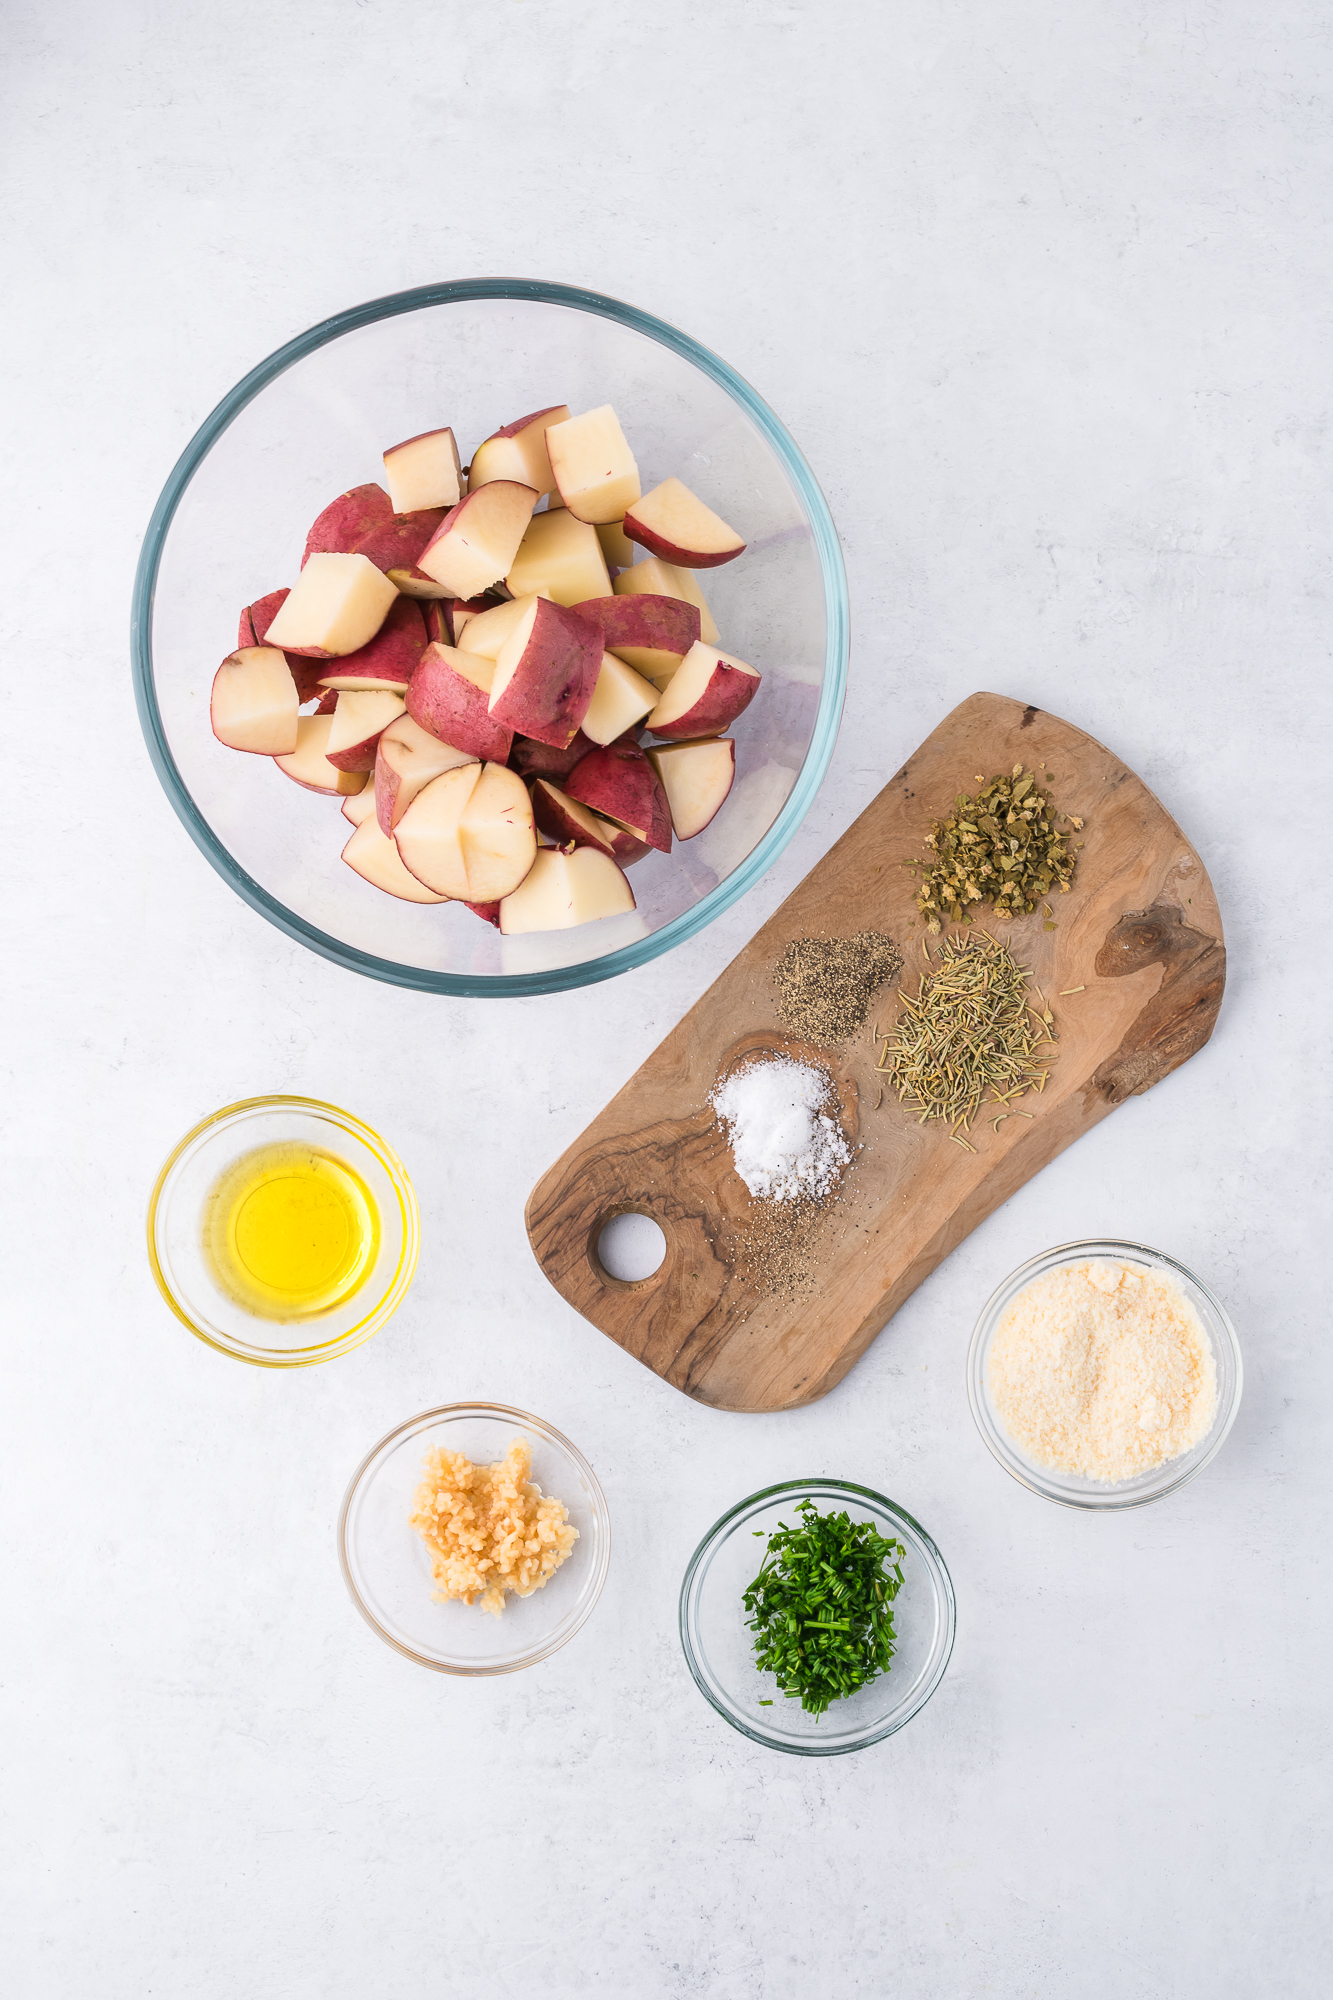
[132,280,849,994]
[967,1240,1243,1510]
[339,1403,610,1674]
[679,1480,956,1756]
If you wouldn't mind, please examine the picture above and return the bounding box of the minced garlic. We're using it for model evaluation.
[988,1259,1218,1482]
[409,1434,577,1616]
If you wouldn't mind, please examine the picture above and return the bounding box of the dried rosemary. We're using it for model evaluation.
[909,764,1083,932]
[877,930,1057,1133]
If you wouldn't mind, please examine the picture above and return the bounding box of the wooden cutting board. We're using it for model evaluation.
[526,693,1226,1412]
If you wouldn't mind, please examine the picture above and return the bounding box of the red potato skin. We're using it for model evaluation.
[239,588,325,702]
[373,746,407,836]
[648,661,760,741]
[314,688,338,715]
[302,484,394,567]
[489,599,602,749]
[506,729,597,782]
[316,594,426,690]
[406,644,513,763]
[530,780,650,865]
[352,509,447,579]
[564,738,672,854]
[326,728,386,774]
[238,589,287,649]
[569,594,700,657]
[465,900,502,927]
[487,405,566,443]
[621,508,747,570]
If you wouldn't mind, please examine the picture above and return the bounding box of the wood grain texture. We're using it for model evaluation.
[526,693,1226,1412]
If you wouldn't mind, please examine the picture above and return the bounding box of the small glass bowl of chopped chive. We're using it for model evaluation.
[967,1240,1244,1510]
[679,1480,955,1755]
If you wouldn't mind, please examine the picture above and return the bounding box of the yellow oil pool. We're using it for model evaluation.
[203,1143,379,1320]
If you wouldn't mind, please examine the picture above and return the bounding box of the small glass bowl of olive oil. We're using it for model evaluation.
[148,1097,419,1365]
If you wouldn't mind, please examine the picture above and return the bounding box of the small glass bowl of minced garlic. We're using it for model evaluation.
[967,1240,1243,1509]
[147,1096,419,1365]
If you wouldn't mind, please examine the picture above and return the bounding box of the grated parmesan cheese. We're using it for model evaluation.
[988,1259,1218,1482]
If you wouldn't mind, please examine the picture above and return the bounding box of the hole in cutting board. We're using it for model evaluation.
[595,1212,667,1282]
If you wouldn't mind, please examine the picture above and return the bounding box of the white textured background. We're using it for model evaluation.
[5,3,1331,1994]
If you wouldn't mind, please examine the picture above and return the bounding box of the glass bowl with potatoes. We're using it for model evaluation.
[132,279,849,994]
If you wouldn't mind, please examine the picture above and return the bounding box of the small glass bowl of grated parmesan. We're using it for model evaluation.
[968,1242,1242,1509]
[338,1404,610,1672]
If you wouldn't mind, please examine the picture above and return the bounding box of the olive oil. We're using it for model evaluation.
[203,1143,379,1320]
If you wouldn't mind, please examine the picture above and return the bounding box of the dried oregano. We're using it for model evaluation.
[909,764,1084,932]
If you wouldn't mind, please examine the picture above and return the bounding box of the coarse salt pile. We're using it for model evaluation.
[988,1259,1218,1482]
[711,1056,852,1203]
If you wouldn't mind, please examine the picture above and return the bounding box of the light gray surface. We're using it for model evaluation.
[5,3,1330,1994]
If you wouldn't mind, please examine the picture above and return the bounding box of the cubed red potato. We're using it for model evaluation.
[505,510,611,605]
[623,478,745,569]
[301,483,393,567]
[406,643,512,764]
[489,598,602,748]
[646,641,760,740]
[459,761,539,902]
[238,589,324,700]
[264,553,398,659]
[564,737,672,853]
[417,482,538,598]
[467,405,570,497]
[530,779,650,865]
[394,760,535,902]
[498,845,635,935]
[581,652,658,747]
[375,713,479,834]
[316,594,427,692]
[646,736,737,839]
[506,729,598,782]
[596,520,636,569]
[342,817,449,903]
[455,591,548,661]
[392,761,479,898]
[612,556,719,645]
[351,509,449,598]
[545,405,641,524]
[382,428,462,515]
[325,689,406,772]
[569,594,700,687]
[465,899,502,927]
[342,781,379,828]
[448,594,504,646]
[237,588,287,651]
[211,647,299,755]
[274,713,368,796]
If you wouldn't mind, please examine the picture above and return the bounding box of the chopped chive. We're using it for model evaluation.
[743,1499,906,1720]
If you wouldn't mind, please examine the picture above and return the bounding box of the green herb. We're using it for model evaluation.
[911,763,1084,932]
[743,1499,905,1718]
[878,929,1057,1134]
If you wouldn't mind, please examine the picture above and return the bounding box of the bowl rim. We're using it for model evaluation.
[146,1092,420,1366]
[131,277,850,996]
[678,1476,957,1756]
[337,1400,612,1674]
[966,1237,1244,1510]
